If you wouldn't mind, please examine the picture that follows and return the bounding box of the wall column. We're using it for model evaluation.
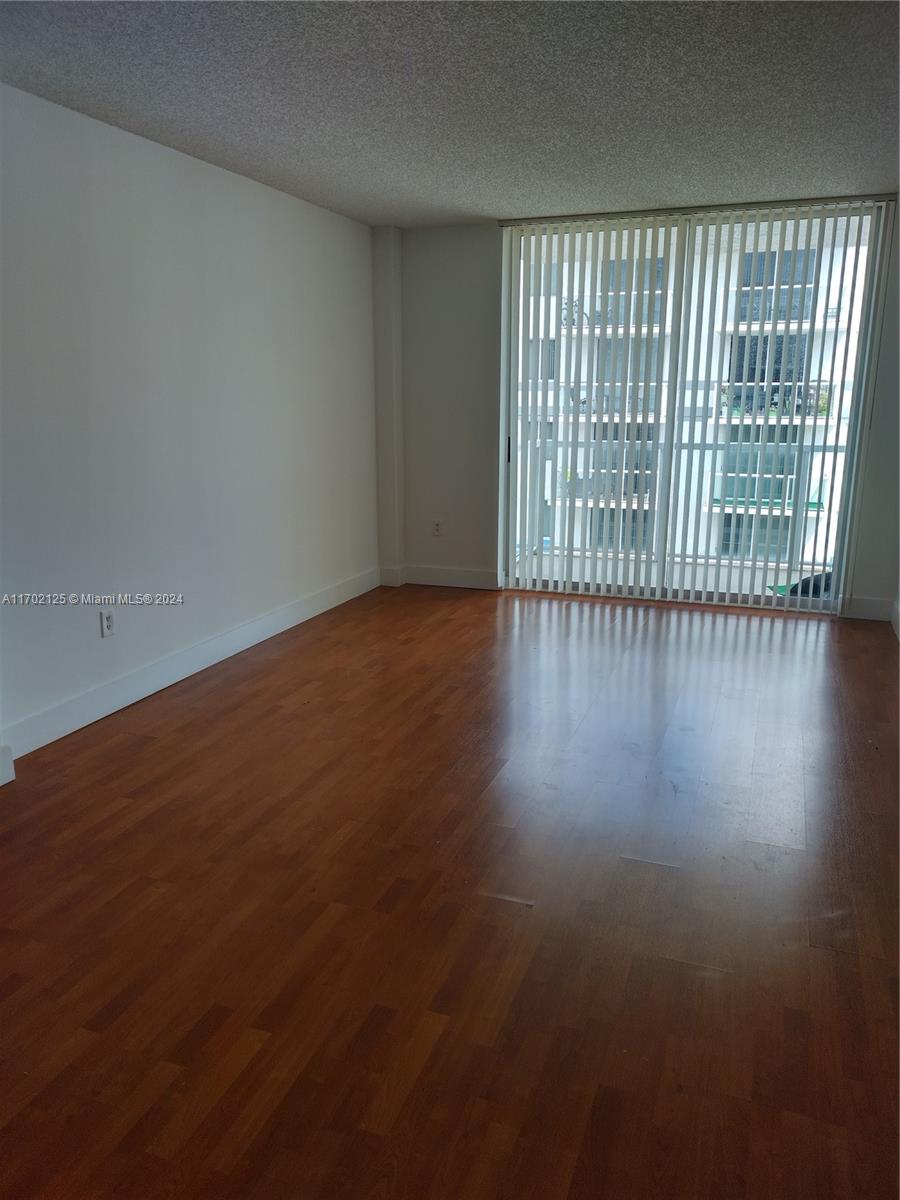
[372,226,405,585]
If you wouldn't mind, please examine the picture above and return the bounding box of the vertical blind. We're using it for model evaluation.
[502,200,893,612]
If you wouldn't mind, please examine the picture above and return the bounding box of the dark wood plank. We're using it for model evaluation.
[0,586,895,1199]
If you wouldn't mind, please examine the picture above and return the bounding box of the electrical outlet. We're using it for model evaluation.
[432,520,442,537]
[99,611,114,638]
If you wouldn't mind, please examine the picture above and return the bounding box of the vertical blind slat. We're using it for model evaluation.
[597,224,620,595]
[820,214,866,613]
[654,220,690,598]
[577,228,601,591]
[628,220,654,597]
[505,230,521,587]
[588,235,612,595]
[546,226,566,590]
[701,211,738,602]
[519,230,533,589]
[676,217,711,599]
[779,212,826,611]
[806,213,853,612]
[687,216,723,601]
[750,209,792,605]
[641,221,675,599]
[730,211,767,606]
[631,221,658,597]
[794,211,842,612]
[565,229,590,590]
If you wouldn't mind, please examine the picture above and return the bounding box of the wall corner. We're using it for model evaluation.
[372,226,405,583]
[0,745,15,787]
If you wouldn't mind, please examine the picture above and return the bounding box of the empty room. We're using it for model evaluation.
[0,2,897,1197]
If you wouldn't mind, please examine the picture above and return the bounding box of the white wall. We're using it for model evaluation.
[401,224,502,589]
[0,86,379,758]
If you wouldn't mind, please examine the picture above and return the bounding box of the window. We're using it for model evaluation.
[721,513,790,559]
[593,334,661,412]
[741,248,816,285]
[780,249,817,283]
[718,441,797,505]
[730,334,808,383]
[562,259,665,327]
[580,437,655,502]
[738,248,817,322]
[742,250,777,286]
[505,202,891,610]
[739,288,814,322]
[590,508,651,553]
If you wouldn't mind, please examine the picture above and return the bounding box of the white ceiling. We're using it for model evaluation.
[0,1,896,228]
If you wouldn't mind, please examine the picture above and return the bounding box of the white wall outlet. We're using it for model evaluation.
[432,520,442,537]
[99,610,114,638]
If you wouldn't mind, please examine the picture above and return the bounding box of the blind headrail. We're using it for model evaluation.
[498,193,897,229]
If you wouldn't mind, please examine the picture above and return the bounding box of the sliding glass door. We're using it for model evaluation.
[502,201,893,612]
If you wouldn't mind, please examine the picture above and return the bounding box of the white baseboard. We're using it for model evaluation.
[0,746,14,787]
[845,595,895,621]
[5,567,380,761]
[380,565,406,587]
[403,564,500,590]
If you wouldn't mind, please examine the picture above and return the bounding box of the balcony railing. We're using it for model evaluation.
[515,380,839,421]
[564,470,653,503]
[719,381,833,417]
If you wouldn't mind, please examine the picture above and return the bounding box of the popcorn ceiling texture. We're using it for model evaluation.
[0,1,896,228]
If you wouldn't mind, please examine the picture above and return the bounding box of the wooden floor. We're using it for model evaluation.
[0,586,897,1199]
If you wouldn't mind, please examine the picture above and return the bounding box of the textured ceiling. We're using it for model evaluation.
[0,1,897,228]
